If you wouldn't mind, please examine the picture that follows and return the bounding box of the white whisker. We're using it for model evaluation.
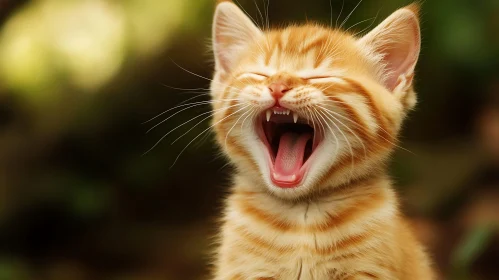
[177,93,210,106]
[312,108,339,158]
[264,0,270,30]
[335,0,345,28]
[319,105,367,160]
[234,0,262,29]
[319,103,414,155]
[240,108,256,131]
[171,103,246,145]
[161,84,210,92]
[144,99,239,129]
[142,103,242,155]
[329,0,333,27]
[170,59,243,92]
[344,17,375,34]
[252,0,265,29]
[339,0,364,29]
[225,108,253,149]
[316,109,354,181]
[170,105,251,168]
[351,9,380,38]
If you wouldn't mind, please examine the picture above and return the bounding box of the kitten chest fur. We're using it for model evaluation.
[213,175,433,279]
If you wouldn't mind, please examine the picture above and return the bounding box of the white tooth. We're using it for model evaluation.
[273,172,279,179]
[291,175,296,181]
[293,112,298,123]
[266,110,271,122]
[274,110,278,115]
[286,110,290,115]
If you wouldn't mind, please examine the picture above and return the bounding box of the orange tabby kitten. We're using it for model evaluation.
[209,1,434,279]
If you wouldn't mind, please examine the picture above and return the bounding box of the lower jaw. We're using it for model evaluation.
[270,174,303,189]
[270,173,305,188]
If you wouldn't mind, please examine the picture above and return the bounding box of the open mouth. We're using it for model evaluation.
[256,107,323,188]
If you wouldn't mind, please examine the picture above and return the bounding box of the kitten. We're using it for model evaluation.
[209,1,434,279]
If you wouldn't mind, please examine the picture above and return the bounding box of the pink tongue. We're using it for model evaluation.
[274,132,312,177]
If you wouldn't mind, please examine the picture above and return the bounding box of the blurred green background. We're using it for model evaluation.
[0,0,498,279]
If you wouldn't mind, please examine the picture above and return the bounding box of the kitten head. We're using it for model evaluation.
[210,1,421,199]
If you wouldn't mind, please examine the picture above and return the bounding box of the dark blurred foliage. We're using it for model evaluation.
[0,0,498,279]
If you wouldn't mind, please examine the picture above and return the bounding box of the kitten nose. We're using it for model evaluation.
[268,82,291,101]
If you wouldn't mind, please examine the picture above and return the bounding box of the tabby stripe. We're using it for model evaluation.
[235,190,384,234]
[300,35,329,54]
[319,149,371,186]
[312,191,384,232]
[342,77,396,137]
[321,78,394,146]
[357,271,379,279]
[317,251,360,265]
[233,239,280,262]
[330,251,360,262]
[236,199,294,231]
[328,95,373,144]
[305,234,369,256]
[377,261,397,273]
[233,225,294,254]
[343,78,386,125]
[220,99,237,119]
[328,79,384,130]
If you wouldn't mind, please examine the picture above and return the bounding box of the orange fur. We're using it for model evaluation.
[209,1,434,279]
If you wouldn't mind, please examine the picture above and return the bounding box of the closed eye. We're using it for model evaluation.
[304,76,333,81]
[304,76,343,83]
[238,72,268,81]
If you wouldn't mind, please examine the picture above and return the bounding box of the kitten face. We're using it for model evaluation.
[211,2,420,199]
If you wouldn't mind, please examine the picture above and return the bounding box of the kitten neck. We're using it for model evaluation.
[234,170,388,204]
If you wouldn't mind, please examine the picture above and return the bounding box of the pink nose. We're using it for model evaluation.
[268,82,291,101]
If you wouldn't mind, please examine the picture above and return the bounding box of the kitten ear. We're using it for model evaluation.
[357,4,421,92]
[213,2,262,73]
